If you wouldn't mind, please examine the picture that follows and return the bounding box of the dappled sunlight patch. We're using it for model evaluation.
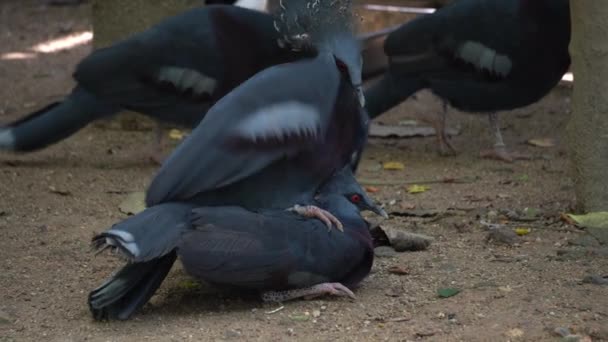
[1,30,93,61]
[1,52,37,60]
[357,4,436,14]
[32,30,93,53]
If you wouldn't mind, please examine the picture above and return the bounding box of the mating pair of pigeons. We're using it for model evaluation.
[79,0,382,321]
[0,0,572,320]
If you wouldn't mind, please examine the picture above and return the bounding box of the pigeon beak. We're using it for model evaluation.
[355,85,365,108]
[371,205,389,219]
[360,192,388,219]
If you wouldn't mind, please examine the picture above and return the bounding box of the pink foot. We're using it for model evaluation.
[420,103,458,156]
[145,126,169,165]
[480,146,531,163]
[287,205,343,232]
[261,282,356,302]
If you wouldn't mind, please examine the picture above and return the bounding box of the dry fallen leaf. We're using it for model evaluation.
[400,202,416,210]
[526,138,555,148]
[48,186,71,196]
[498,285,513,293]
[168,129,186,140]
[365,186,379,193]
[561,213,577,225]
[507,328,524,338]
[514,227,531,236]
[381,227,434,251]
[407,185,430,194]
[383,161,405,171]
[118,191,146,215]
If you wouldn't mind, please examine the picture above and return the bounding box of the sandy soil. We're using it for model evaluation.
[1,1,607,341]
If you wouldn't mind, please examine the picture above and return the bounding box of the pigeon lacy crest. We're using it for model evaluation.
[273,0,355,51]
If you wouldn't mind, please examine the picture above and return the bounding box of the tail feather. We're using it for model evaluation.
[364,74,423,120]
[89,202,193,320]
[89,252,177,321]
[92,202,194,263]
[0,86,117,151]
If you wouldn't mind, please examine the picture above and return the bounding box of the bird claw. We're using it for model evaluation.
[287,204,344,232]
[304,282,356,300]
[480,146,531,163]
[261,282,356,302]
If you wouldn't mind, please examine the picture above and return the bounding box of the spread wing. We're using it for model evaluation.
[145,54,341,206]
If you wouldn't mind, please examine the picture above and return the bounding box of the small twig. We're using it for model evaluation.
[265,305,285,314]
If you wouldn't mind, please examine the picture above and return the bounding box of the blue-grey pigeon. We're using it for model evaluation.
[88,166,381,320]
[144,0,370,212]
[364,0,570,161]
[0,5,310,161]
[0,2,381,163]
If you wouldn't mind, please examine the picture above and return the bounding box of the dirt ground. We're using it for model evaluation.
[1,1,607,341]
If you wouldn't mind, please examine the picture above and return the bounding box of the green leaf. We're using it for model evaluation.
[567,212,608,229]
[437,288,460,298]
[407,185,430,194]
[178,279,202,290]
[289,315,310,322]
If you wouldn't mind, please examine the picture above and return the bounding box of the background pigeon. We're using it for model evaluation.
[364,0,571,161]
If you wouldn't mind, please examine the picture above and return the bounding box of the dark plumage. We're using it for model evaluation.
[144,0,368,211]
[364,0,571,161]
[0,5,308,155]
[87,1,377,320]
[0,2,380,161]
[89,167,379,320]
[359,25,399,80]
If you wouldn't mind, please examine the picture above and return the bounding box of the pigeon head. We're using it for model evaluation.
[317,166,387,218]
[274,0,365,106]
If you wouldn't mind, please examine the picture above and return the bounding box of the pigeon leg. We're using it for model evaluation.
[261,283,356,302]
[437,101,458,156]
[287,205,344,232]
[422,100,457,156]
[148,124,168,165]
[479,112,531,162]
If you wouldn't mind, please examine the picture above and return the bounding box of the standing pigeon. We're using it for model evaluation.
[364,0,571,161]
[0,2,381,163]
[206,0,269,12]
[89,167,383,320]
[0,5,310,162]
[359,25,400,81]
[144,0,369,212]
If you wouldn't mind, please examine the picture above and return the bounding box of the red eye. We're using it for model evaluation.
[335,59,348,73]
[350,194,362,203]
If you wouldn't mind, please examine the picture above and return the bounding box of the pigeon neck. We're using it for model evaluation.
[317,194,360,220]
